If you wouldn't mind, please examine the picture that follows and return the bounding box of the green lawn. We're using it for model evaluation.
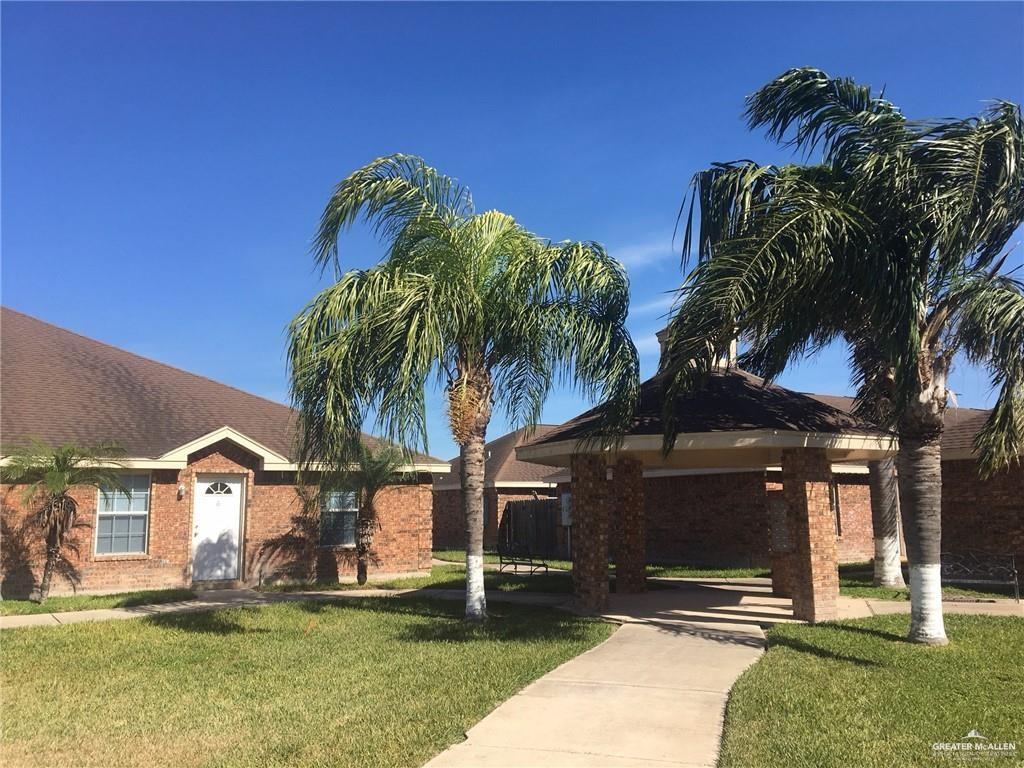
[837,562,1017,601]
[267,564,577,594]
[1,597,614,768]
[269,564,675,595]
[433,549,770,579]
[719,614,1024,768]
[646,563,771,579]
[0,588,196,616]
[434,552,1017,601]
[432,548,574,571]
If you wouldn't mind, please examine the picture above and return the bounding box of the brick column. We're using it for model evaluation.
[767,491,795,598]
[570,453,610,612]
[613,457,646,594]
[781,448,839,623]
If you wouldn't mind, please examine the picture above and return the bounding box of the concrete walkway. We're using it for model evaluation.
[426,584,769,768]
[424,579,1022,768]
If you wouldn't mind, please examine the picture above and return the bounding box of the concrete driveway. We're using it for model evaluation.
[425,582,770,768]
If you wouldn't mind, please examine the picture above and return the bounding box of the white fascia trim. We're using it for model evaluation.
[432,479,553,491]
[493,481,557,489]
[156,426,450,474]
[542,463,869,482]
[516,430,898,463]
[266,460,450,474]
[0,455,449,476]
[763,463,869,475]
[827,463,870,474]
[0,456,189,469]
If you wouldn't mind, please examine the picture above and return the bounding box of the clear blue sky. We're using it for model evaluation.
[3,2,1022,460]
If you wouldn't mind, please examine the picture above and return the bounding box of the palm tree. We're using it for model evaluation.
[868,458,905,588]
[1,441,127,602]
[289,155,639,621]
[328,442,410,585]
[663,68,1024,644]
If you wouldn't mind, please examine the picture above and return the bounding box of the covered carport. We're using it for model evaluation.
[516,369,896,623]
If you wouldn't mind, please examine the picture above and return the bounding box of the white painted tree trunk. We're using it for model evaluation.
[462,428,488,622]
[465,553,486,620]
[897,436,948,645]
[909,564,946,644]
[868,459,906,588]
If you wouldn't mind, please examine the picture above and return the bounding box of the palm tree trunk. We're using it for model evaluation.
[462,426,488,622]
[896,435,947,645]
[355,502,375,586]
[35,533,60,603]
[868,458,906,588]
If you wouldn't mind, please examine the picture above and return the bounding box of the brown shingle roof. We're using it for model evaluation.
[0,307,441,464]
[529,369,884,448]
[801,392,990,456]
[437,425,561,487]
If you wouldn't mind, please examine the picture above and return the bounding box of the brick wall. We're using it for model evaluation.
[645,472,770,566]
[1,470,191,596]
[432,489,462,549]
[431,486,556,550]
[431,462,1022,573]
[1,440,433,597]
[833,476,873,562]
[942,459,1023,564]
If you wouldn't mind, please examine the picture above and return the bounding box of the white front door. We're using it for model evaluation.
[192,475,243,581]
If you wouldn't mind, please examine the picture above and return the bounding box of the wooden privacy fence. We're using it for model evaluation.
[498,498,564,559]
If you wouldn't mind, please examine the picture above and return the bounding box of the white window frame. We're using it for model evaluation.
[94,472,151,556]
[321,489,359,548]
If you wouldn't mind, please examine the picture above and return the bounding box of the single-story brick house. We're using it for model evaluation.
[432,425,559,550]
[0,308,448,597]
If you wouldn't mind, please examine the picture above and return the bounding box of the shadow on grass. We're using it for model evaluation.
[113,589,196,608]
[290,594,599,644]
[396,613,599,644]
[146,608,271,635]
[829,622,906,643]
[770,632,883,668]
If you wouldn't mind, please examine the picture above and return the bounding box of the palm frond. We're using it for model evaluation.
[314,154,473,275]
[946,270,1024,473]
[745,67,903,162]
[292,156,640,472]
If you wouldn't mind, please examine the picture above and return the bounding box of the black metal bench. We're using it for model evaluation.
[940,551,1019,602]
[497,541,549,575]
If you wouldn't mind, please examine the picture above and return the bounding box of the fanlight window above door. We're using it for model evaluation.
[205,481,233,495]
